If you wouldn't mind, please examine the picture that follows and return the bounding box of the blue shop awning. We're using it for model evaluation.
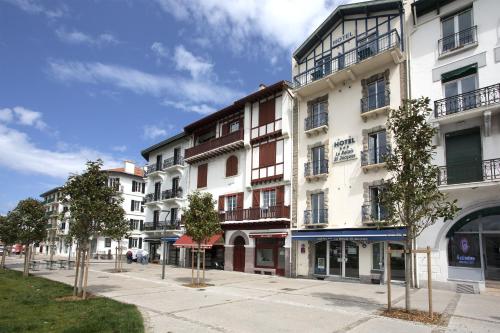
[292,228,406,242]
[160,236,180,242]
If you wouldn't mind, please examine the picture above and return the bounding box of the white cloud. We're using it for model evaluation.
[0,123,121,179]
[162,100,215,115]
[154,0,352,53]
[142,125,167,140]
[173,45,213,78]
[0,106,47,130]
[47,59,241,109]
[2,0,66,18]
[151,42,168,64]
[55,28,119,46]
[112,145,127,152]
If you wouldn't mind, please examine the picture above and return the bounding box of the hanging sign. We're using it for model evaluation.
[333,137,357,163]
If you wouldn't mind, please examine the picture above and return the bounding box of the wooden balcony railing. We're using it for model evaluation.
[219,205,290,222]
[185,129,244,159]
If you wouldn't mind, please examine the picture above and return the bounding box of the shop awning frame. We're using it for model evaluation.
[292,228,406,242]
[173,234,224,249]
[249,232,288,239]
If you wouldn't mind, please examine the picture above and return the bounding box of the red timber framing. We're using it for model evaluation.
[251,138,284,185]
[250,94,283,144]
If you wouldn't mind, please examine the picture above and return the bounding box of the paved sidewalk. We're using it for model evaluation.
[5,256,500,333]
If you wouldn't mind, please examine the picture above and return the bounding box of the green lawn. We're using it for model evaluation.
[0,269,144,333]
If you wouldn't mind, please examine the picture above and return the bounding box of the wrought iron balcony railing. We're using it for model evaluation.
[362,203,387,223]
[304,209,328,225]
[143,220,181,231]
[144,163,162,177]
[294,30,400,88]
[304,159,329,177]
[361,146,391,166]
[161,188,183,200]
[434,84,500,118]
[437,158,500,186]
[438,26,477,55]
[163,156,184,169]
[304,112,328,131]
[144,193,161,203]
[361,90,390,113]
[219,205,290,222]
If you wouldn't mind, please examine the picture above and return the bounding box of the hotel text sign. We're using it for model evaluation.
[332,32,353,48]
[333,137,356,163]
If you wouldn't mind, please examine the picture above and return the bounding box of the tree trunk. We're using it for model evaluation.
[405,235,412,312]
[413,237,418,289]
[73,248,81,296]
[78,247,86,296]
[202,249,206,285]
[196,244,201,286]
[83,247,90,299]
[23,245,30,277]
[1,246,6,269]
[114,247,118,272]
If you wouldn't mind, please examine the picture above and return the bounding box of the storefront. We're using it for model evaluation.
[292,228,406,283]
[174,234,224,269]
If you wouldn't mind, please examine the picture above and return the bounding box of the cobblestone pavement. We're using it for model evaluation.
[5,256,500,333]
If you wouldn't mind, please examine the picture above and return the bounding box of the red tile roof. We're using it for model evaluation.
[105,166,144,177]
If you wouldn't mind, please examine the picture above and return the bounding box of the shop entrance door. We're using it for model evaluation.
[233,236,245,272]
[344,241,359,278]
[484,235,500,281]
[329,241,342,276]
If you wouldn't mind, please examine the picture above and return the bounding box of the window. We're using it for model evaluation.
[255,238,284,268]
[448,234,481,268]
[229,121,240,133]
[109,177,120,190]
[368,130,388,164]
[307,101,327,129]
[259,99,275,126]
[441,8,474,52]
[132,181,145,193]
[373,243,385,270]
[262,190,276,208]
[173,147,182,164]
[172,177,179,191]
[369,186,386,221]
[226,195,237,211]
[170,208,178,223]
[226,155,238,177]
[153,210,160,223]
[311,146,326,175]
[129,238,138,248]
[313,54,331,80]
[130,219,140,230]
[131,200,142,212]
[105,238,111,247]
[314,241,327,274]
[443,72,478,114]
[155,154,162,171]
[197,163,208,188]
[311,192,325,224]
[154,182,161,201]
[358,33,378,60]
[366,79,386,110]
[259,141,276,167]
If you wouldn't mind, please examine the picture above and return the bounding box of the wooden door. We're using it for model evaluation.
[233,236,245,272]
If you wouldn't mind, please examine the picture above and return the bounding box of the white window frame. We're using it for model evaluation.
[262,190,276,209]
[227,195,237,211]
[229,121,240,133]
[442,73,478,97]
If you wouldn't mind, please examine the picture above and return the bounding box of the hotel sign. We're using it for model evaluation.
[332,32,353,48]
[333,137,356,163]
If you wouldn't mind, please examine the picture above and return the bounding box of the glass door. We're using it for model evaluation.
[484,235,500,281]
[329,241,342,276]
[389,243,406,281]
[344,241,359,278]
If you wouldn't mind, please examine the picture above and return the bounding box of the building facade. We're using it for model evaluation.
[141,133,191,265]
[410,0,500,291]
[291,0,407,283]
[181,81,294,276]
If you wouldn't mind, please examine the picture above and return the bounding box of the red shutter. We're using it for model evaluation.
[259,99,275,126]
[226,155,238,177]
[259,141,276,167]
[276,186,285,206]
[237,192,244,210]
[252,189,260,208]
[197,163,208,188]
[221,122,229,136]
[218,195,225,212]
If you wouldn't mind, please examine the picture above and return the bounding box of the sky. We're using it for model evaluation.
[0,0,360,214]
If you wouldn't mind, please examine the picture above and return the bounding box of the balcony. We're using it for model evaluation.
[303,209,328,227]
[361,146,391,172]
[360,90,390,121]
[362,203,387,224]
[144,193,161,204]
[304,160,328,180]
[163,156,184,172]
[161,188,183,201]
[304,112,328,136]
[433,84,500,124]
[438,26,477,57]
[143,220,181,232]
[437,158,500,188]
[251,119,282,143]
[219,205,290,223]
[185,129,244,164]
[293,30,403,96]
[144,163,162,177]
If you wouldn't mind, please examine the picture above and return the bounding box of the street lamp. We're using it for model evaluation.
[160,210,171,280]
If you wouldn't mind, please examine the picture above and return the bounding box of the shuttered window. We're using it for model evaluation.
[252,189,260,208]
[259,99,275,126]
[197,163,208,188]
[259,141,276,167]
[226,155,238,177]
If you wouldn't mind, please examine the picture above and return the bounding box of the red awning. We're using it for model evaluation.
[249,232,288,239]
[173,234,224,249]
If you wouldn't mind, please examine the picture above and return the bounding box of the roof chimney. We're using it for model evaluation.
[124,160,135,174]
[259,83,267,90]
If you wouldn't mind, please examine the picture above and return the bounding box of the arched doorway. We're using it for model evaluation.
[233,236,246,272]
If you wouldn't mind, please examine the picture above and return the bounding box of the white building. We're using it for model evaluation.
[291,0,407,283]
[410,0,500,291]
[141,133,191,265]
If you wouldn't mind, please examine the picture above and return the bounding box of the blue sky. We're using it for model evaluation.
[0,0,355,214]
